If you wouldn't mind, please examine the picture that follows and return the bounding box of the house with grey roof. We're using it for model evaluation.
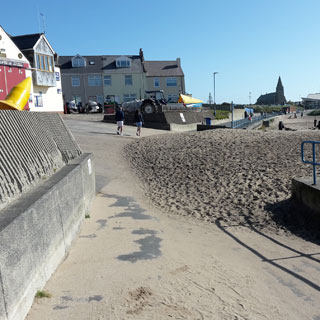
[59,55,105,105]
[59,48,185,105]
[143,55,185,103]
[102,54,145,103]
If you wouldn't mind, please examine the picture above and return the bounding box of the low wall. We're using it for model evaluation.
[292,178,320,218]
[0,153,95,320]
[103,110,214,130]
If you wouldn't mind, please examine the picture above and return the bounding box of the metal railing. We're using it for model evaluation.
[232,112,281,129]
[301,140,320,185]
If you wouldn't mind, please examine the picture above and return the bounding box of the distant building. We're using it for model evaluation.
[256,77,286,105]
[302,93,320,109]
[59,49,185,105]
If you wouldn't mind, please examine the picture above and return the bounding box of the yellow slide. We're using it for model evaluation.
[0,77,31,111]
[178,94,203,105]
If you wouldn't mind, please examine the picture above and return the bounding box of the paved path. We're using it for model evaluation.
[26,117,320,320]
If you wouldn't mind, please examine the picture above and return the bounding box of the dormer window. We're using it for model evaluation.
[115,56,131,68]
[72,55,86,67]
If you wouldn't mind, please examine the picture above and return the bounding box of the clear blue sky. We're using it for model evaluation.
[1,0,319,104]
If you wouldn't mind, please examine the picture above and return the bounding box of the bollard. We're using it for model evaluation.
[278,121,284,130]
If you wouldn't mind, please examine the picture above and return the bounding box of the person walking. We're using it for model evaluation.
[115,106,125,135]
[134,109,144,136]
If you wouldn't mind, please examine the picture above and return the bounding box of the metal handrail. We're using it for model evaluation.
[232,112,281,129]
[301,140,320,185]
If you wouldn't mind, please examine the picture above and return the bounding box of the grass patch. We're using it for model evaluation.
[308,110,320,116]
[85,213,91,219]
[35,290,52,299]
[214,110,230,120]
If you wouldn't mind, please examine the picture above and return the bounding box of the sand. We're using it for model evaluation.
[124,118,320,238]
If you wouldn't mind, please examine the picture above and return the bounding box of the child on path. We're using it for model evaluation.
[134,109,144,136]
[115,106,125,135]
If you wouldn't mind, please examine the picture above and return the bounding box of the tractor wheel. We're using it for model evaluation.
[142,104,155,114]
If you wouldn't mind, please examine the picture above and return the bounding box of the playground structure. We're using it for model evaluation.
[0,77,31,111]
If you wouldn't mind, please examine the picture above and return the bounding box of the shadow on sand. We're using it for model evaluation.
[264,198,320,244]
[216,220,320,294]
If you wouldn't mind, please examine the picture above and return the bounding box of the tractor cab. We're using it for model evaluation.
[145,90,166,105]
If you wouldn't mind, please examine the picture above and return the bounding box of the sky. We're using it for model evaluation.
[1,0,320,104]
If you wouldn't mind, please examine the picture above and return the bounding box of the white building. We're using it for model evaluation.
[11,32,63,112]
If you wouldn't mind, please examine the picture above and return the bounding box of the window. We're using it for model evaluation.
[154,78,160,87]
[49,57,53,72]
[72,56,86,67]
[166,77,177,87]
[97,96,104,104]
[40,55,44,70]
[36,54,54,72]
[116,59,131,68]
[88,75,102,86]
[104,75,111,86]
[35,95,43,107]
[167,94,179,103]
[44,56,49,71]
[125,75,132,86]
[36,55,40,69]
[71,76,80,87]
[123,94,136,102]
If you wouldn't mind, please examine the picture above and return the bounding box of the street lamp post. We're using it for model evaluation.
[213,72,218,116]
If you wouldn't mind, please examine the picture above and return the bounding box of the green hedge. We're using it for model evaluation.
[308,110,320,116]
[214,110,230,120]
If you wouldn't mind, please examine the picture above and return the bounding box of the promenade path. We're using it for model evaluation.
[26,115,320,320]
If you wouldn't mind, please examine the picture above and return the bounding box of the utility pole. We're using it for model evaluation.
[213,72,218,116]
[249,92,252,105]
[40,13,46,34]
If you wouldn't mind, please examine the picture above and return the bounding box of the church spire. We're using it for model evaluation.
[276,76,286,105]
[276,76,283,90]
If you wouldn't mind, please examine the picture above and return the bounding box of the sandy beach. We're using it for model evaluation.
[26,114,320,320]
[124,115,320,238]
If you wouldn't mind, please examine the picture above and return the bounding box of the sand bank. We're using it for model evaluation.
[125,128,320,237]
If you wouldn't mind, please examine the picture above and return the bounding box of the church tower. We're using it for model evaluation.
[275,76,286,105]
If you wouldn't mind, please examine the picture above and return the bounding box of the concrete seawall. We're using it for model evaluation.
[0,111,82,210]
[0,111,95,320]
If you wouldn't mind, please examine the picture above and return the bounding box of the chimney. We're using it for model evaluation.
[176,58,181,67]
[139,48,144,61]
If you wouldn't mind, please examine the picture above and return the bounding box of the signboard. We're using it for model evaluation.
[0,59,24,68]
[179,113,186,123]
[55,72,60,81]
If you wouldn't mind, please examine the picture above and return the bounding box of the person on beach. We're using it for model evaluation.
[115,106,124,135]
[134,109,144,136]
